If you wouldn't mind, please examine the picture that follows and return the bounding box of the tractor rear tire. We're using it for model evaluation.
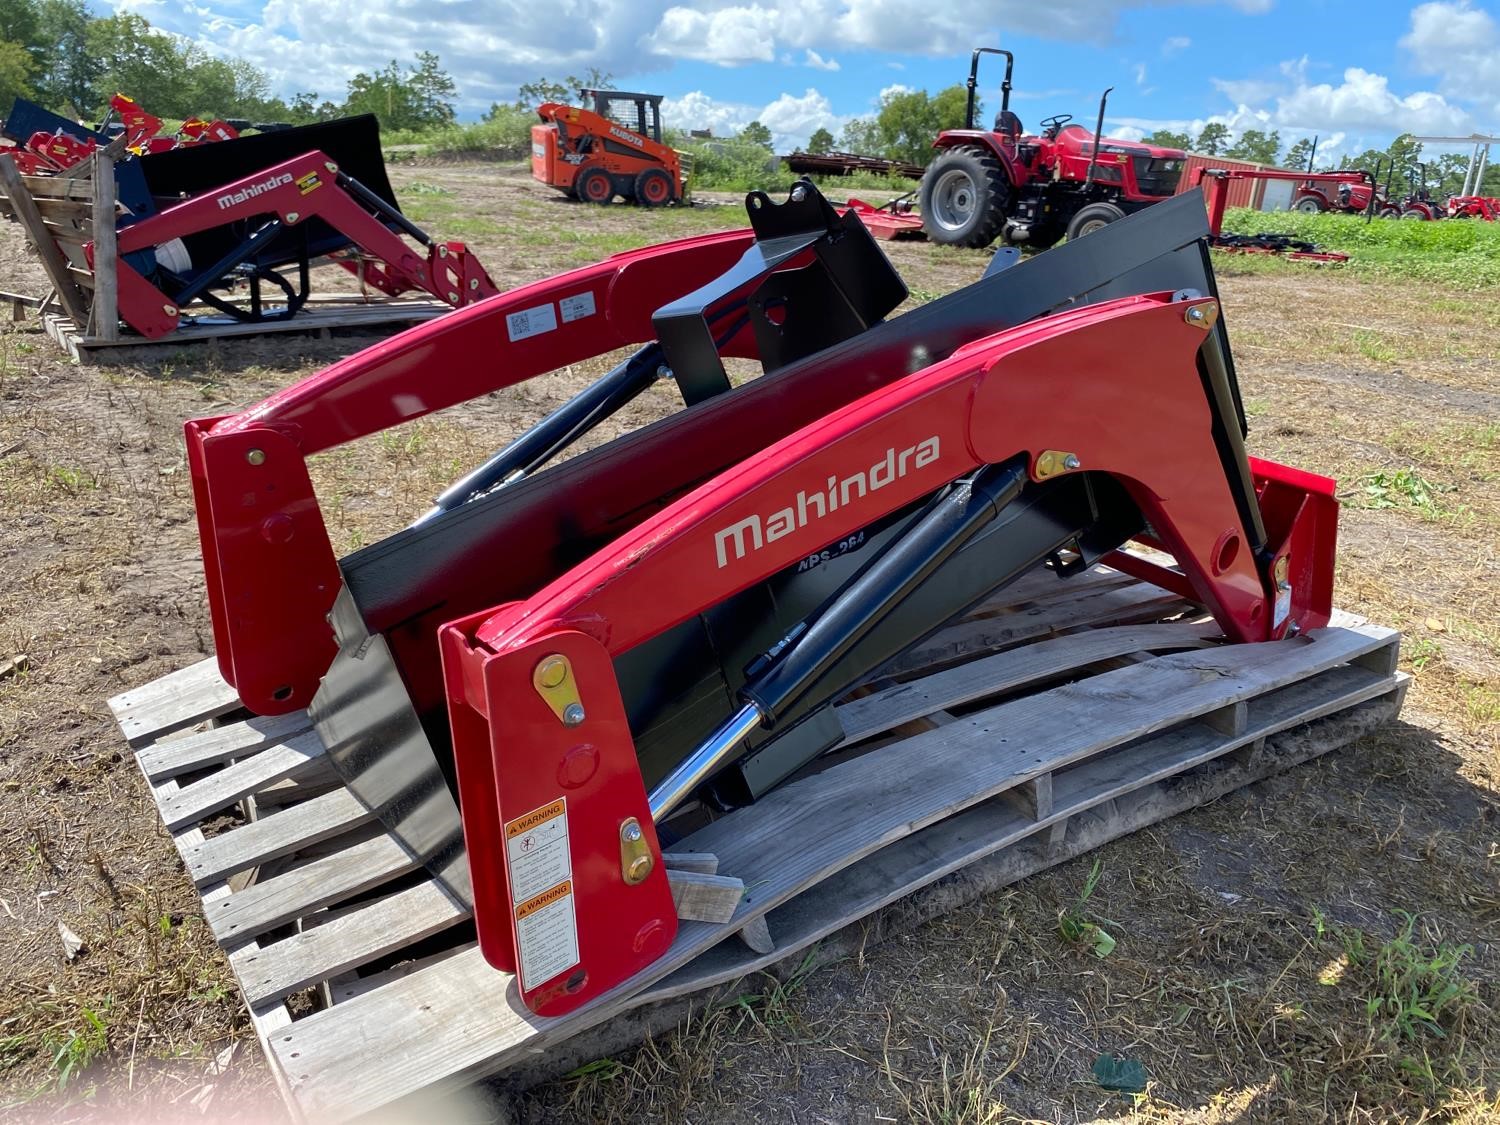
[1378,205,1401,219]
[635,167,675,207]
[577,168,614,205]
[1294,195,1325,213]
[919,148,1009,248]
[1401,207,1429,220]
[1065,202,1125,241]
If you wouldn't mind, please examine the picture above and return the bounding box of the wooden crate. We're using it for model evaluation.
[107,567,1406,1122]
[0,147,451,359]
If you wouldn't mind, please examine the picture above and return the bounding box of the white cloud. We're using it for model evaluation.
[1134,63,1148,86]
[643,5,781,66]
[1276,67,1470,135]
[1161,35,1190,56]
[661,87,843,150]
[803,48,840,71]
[1401,0,1500,118]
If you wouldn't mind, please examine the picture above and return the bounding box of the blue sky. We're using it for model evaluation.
[111,0,1499,159]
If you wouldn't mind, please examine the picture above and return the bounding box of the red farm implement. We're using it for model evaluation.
[0,112,498,354]
[1194,167,1354,263]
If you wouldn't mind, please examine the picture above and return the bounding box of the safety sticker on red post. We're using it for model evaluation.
[505,799,580,990]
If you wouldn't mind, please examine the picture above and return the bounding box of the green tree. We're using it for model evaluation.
[1225,128,1281,165]
[839,116,879,155]
[0,37,35,110]
[739,119,772,148]
[1195,122,1229,155]
[1284,137,1315,172]
[514,69,613,109]
[807,126,834,154]
[86,13,188,117]
[1142,128,1191,151]
[33,0,95,113]
[409,51,455,127]
[0,0,39,57]
[868,84,969,165]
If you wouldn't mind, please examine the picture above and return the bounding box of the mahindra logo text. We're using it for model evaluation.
[713,437,941,568]
[216,172,293,210]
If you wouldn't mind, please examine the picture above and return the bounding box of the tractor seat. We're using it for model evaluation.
[993,110,1024,142]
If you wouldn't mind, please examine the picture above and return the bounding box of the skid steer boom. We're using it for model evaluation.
[184,182,1337,1018]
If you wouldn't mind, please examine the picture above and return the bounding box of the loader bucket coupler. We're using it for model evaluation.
[186,182,1340,1016]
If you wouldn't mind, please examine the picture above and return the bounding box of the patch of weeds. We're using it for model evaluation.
[404,181,453,196]
[1351,330,1399,363]
[49,465,98,493]
[1057,858,1117,958]
[1344,913,1476,1045]
[1244,397,1269,417]
[41,1004,110,1094]
[1406,637,1442,671]
[1463,685,1499,726]
[565,1057,625,1081]
[716,948,820,1033]
[1351,467,1456,516]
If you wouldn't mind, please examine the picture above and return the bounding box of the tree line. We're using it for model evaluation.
[0,0,458,130]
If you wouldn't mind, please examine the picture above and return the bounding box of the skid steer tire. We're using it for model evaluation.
[919,148,1010,248]
[1065,201,1126,241]
[577,167,614,205]
[635,167,675,207]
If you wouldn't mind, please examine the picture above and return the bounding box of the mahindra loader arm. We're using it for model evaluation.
[183,182,1337,1019]
[89,149,500,338]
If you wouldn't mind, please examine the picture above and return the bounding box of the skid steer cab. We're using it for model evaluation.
[531,89,686,206]
[185,179,1337,1018]
[919,47,1187,249]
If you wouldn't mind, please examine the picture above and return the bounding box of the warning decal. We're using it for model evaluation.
[504,798,572,903]
[513,880,579,991]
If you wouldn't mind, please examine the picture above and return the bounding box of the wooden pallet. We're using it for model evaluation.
[0,147,452,359]
[107,567,1406,1122]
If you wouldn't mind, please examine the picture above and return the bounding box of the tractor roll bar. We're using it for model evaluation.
[966,47,1014,131]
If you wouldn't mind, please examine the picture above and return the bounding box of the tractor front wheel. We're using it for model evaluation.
[1294,195,1325,213]
[577,168,614,205]
[1065,202,1125,241]
[919,148,1009,248]
[635,167,675,207]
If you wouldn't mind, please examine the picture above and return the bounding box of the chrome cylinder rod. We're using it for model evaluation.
[648,702,763,822]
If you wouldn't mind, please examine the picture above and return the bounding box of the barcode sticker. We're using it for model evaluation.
[559,292,596,323]
[506,303,558,342]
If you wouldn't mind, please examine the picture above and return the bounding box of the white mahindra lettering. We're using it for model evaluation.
[713,437,942,569]
[608,126,646,149]
[216,172,294,210]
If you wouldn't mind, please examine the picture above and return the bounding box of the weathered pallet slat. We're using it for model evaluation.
[105,574,1404,1123]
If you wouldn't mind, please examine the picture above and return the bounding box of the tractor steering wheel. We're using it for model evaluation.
[1040,114,1073,136]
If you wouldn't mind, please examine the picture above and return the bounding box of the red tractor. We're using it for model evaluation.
[1292,163,1397,217]
[918,48,1187,248]
[1447,195,1500,220]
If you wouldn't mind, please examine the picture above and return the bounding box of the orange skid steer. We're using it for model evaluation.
[184,181,1338,1019]
[531,89,686,205]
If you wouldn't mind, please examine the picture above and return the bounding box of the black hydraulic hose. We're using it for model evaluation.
[337,171,435,247]
[743,457,1028,726]
[417,343,668,522]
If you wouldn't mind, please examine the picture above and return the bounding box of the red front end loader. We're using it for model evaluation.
[919,47,1188,248]
[184,182,1337,1018]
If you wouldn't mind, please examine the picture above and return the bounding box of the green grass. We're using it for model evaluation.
[1220,207,1500,289]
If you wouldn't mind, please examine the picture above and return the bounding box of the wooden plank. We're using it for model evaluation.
[157,730,326,831]
[137,710,313,782]
[75,301,450,351]
[648,674,1406,1007]
[208,833,419,947]
[271,624,1395,1120]
[661,852,719,875]
[667,871,745,924]
[89,150,118,342]
[880,584,1193,678]
[0,153,89,326]
[108,658,241,747]
[15,175,94,199]
[234,879,469,1007]
[838,620,1218,745]
[181,787,374,888]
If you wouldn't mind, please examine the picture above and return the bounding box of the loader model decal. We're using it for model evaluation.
[714,437,942,568]
[216,172,294,210]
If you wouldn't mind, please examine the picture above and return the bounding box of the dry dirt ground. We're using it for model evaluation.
[0,162,1495,1123]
